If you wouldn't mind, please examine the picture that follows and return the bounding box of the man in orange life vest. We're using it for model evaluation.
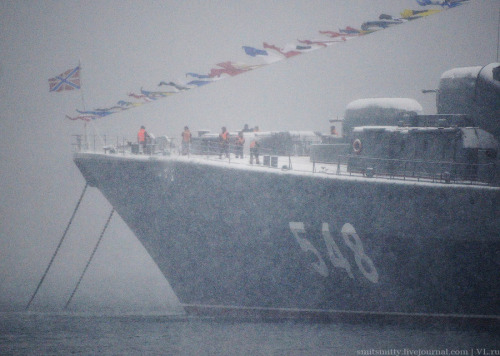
[235,131,245,158]
[219,126,229,158]
[250,139,260,164]
[181,126,192,155]
[137,125,150,153]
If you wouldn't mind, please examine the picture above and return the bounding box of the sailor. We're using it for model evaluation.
[137,125,150,153]
[181,126,192,155]
[235,131,245,158]
[242,124,252,133]
[219,126,229,158]
[250,139,260,164]
[330,125,338,136]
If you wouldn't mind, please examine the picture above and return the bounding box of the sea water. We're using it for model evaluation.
[0,312,498,355]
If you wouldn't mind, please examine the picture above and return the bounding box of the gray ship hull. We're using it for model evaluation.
[74,153,500,320]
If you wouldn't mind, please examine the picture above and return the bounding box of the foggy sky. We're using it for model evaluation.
[0,0,498,312]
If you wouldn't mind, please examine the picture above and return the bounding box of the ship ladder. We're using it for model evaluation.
[25,183,89,310]
[64,208,114,310]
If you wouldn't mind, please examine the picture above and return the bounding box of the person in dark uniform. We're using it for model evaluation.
[250,139,260,164]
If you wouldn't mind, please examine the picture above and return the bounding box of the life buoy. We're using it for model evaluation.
[353,139,362,154]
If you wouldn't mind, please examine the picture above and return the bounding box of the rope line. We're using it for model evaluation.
[25,183,89,310]
[64,208,115,310]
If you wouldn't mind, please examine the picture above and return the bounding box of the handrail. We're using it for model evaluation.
[341,154,497,185]
[72,135,498,187]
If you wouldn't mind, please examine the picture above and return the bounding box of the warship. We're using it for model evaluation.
[74,63,499,321]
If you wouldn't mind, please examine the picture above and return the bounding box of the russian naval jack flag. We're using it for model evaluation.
[49,66,81,92]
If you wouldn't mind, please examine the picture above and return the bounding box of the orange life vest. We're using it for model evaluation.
[138,128,146,143]
[182,130,191,142]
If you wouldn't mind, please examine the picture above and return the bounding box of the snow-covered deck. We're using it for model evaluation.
[73,140,499,190]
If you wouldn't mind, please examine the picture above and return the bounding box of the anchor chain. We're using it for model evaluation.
[64,208,115,310]
[26,183,89,310]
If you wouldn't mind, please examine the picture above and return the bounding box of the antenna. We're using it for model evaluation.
[497,9,500,62]
[497,8,500,62]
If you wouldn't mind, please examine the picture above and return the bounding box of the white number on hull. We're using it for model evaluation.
[289,222,329,277]
[289,222,378,283]
[341,223,379,283]
[322,223,354,279]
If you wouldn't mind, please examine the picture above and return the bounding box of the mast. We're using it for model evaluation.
[79,59,89,150]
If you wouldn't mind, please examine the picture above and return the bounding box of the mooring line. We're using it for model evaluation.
[64,208,115,310]
[25,183,89,310]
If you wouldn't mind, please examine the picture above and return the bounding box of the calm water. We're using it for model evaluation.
[0,312,498,355]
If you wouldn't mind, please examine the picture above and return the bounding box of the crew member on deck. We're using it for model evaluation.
[219,126,230,158]
[330,125,338,136]
[250,139,260,164]
[137,125,150,153]
[235,131,245,158]
[181,126,192,155]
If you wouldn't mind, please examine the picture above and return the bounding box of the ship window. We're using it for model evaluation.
[485,149,497,159]
[493,66,500,81]
[440,137,450,160]
[422,139,428,151]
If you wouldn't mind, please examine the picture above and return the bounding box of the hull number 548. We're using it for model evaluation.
[289,222,379,283]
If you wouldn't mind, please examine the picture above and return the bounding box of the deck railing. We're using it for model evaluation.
[72,135,498,186]
[342,155,497,185]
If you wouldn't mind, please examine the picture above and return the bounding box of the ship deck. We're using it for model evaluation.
[73,143,499,190]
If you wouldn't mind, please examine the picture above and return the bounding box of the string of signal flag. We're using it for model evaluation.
[47,1,467,122]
